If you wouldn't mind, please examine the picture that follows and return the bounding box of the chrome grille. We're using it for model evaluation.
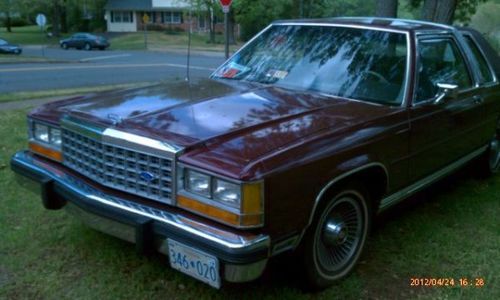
[61,129,173,204]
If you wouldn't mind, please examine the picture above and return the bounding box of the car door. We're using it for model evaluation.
[408,34,486,181]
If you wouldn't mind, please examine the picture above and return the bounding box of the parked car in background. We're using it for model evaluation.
[0,38,22,54]
[11,18,500,290]
[59,33,110,51]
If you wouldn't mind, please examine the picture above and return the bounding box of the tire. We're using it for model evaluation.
[99,47,106,51]
[84,43,92,51]
[61,43,68,50]
[478,118,500,176]
[300,182,372,290]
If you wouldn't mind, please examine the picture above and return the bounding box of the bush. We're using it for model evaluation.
[2,17,29,27]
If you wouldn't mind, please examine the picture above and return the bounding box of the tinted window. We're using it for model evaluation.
[464,35,495,84]
[213,25,408,105]
[416,38,472,102]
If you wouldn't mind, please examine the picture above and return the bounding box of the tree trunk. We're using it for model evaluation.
[433,0,457,24]
[421,0,457,25]
[228,11,236,45]
[5,11,12,32]
[376,0,398,18]
[52,1,61,36]
[209,8,215,44]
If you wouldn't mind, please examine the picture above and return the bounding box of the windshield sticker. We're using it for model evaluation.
[218,62,251,79]
[266,70,289,80]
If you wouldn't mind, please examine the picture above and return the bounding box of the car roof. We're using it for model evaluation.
[273,17,454,33]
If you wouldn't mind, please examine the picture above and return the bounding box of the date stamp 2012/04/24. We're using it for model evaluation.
[410,277,485,287]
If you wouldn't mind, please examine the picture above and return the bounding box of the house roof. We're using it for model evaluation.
[105,0,192,11]
[105,0,152,11]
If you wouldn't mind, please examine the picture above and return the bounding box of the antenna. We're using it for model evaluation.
[186,0,193,82]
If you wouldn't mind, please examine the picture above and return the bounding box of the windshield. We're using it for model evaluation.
[0,39,7,45]
[212,25,409,105]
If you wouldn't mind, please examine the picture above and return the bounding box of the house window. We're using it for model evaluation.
[161,11,182,24]
[111,11,134,23]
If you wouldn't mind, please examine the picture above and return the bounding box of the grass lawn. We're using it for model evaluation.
[0,82,157,104]
[109,31,241,52]
[0,54,61,64]
[0,25,241,52]
[0,26,58,46]
[0,109,498,299]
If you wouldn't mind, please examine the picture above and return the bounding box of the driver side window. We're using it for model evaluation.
[416,38,472,102]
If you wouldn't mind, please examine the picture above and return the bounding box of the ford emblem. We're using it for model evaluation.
[139,171,156,182]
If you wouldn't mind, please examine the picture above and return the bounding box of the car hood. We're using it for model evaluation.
[31,78,394,178]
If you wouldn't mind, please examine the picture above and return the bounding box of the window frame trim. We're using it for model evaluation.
[460,32,498,87]
[412,33,477,106]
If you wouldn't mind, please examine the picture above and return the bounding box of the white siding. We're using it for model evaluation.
[106,11,137,32]
[152,0,190,9]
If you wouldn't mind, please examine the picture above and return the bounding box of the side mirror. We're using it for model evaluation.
[434,83,459,105]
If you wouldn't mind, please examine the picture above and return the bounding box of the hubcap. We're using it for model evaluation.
[490,139,500,171]
[316,197,363,272]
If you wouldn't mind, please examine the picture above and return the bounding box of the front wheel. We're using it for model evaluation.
[301,184,371,290]
[84,43,92,51]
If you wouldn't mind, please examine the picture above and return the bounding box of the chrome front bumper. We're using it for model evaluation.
[11,151,270,284]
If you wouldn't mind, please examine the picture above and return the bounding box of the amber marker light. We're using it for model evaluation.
[177,195,241,226]
[177,181,264,228]
[29,141,63,162]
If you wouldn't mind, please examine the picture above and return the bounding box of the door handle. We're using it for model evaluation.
[473,95,484,104]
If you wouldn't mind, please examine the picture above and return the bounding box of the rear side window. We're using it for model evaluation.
[416,38,472,102]
[464,35,495,84]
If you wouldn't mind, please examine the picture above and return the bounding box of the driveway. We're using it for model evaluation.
[0,47,226,93]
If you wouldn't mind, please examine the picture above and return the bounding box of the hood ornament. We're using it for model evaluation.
[107,114,123,125]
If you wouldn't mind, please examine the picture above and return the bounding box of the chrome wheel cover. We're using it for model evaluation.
[313,195,366,276]
[490,121,500,172]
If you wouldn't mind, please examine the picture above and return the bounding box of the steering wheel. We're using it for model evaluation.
[361,70,389,84]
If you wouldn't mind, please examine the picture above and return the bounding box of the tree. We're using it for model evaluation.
[410,0,487,24]
[376,0,398,18]
[0,0,17,32]
[421,0,457,24]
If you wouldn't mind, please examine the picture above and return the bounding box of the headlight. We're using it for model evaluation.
[213,179,241,208]
[29,119,63,162]
[34,123,49,143]
[49,128,62,146]
[178,166,264,228]
[185,169,211,197]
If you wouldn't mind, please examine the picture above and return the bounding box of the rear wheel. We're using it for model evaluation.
[301,183,371,290]
[478,118,500,176]
[84,43,91,51]
[61,43,68,50]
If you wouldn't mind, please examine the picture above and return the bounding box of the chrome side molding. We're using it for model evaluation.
[379,145,488,211]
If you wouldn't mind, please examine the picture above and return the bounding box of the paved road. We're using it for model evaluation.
[0,47,226,93]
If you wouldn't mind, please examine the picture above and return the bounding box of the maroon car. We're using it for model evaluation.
[11,18,500,289]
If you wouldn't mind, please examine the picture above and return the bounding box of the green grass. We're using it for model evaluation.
[0,25,58,46]
[109,31,241,52]
[0,54,61,64]
[0,109,498,299]
[0,82,157,104]
[0,25,241,52]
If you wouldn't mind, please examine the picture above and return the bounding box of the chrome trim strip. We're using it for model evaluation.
[12,151,270,251]
[61,115,105,141]
[102,128,183,156]
[378,145,488,211]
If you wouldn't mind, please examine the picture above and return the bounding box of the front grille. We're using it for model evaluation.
[61,129,173,204]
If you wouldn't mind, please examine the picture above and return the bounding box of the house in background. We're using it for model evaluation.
[105,0,220,33]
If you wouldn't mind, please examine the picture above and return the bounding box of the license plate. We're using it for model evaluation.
[167,239,221,288]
